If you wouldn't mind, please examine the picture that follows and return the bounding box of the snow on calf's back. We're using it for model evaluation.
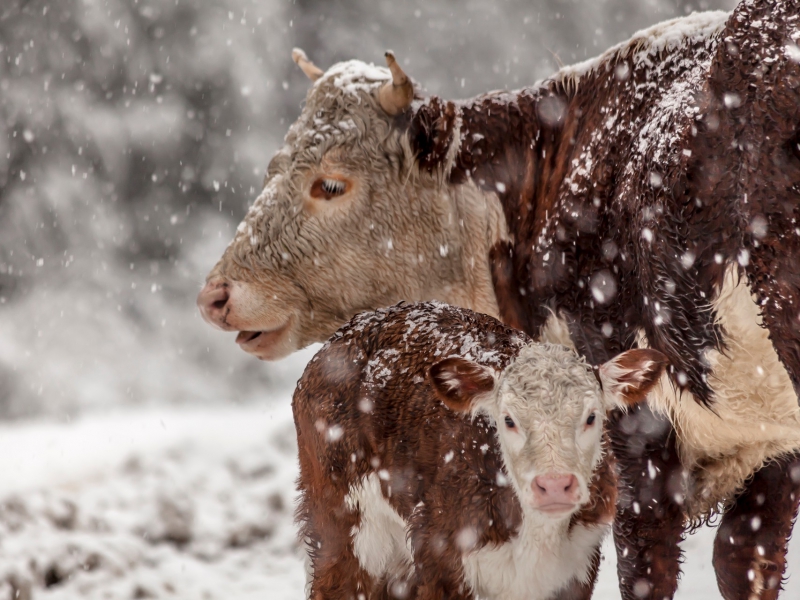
[292,302,667,599]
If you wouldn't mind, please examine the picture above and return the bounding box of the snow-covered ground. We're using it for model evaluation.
[1,388,799,598]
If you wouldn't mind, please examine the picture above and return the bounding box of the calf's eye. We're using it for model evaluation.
[586,413,596,426]
[311,177,349,200]
[504,415,515,429]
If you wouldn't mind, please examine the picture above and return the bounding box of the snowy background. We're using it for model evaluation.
[6,0,800,598]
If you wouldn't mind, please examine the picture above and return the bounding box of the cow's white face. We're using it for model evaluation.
[198,59,502,359]
[430,346,667,519]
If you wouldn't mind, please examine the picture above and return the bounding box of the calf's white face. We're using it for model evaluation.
[430,345,666,519]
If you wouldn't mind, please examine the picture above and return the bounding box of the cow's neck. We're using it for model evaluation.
[411,86,581,338]
[425,180,508,321]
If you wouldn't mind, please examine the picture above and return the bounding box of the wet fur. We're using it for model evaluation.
[293,303,617,600]
[405,2,800,598]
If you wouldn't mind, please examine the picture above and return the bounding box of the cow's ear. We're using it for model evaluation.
[429,357,496,413]
[599,349,668,409]
[407,97,459,174]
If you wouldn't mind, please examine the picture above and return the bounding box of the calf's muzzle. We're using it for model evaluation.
[532,473,580,513]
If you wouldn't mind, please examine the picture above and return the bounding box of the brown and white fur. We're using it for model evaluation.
[293,302,666,600]
[201,1,800,598]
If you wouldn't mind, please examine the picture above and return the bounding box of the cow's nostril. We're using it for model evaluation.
[197,281,232,329]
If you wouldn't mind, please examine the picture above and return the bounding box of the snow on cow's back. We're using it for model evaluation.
[552,10,728,89]
[301,301,530,396]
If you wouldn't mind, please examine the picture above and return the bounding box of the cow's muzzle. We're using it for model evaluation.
[197,279,235,331]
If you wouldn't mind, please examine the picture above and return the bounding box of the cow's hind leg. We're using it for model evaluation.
[713,452,800,600]
[298,482,379,599]
[609,404,686,600]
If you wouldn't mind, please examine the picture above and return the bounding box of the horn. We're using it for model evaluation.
[378,51,414,116]
[292,48,323,82]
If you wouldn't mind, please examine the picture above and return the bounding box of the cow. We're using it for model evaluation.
[293,301,667,600]
[197,0,800,598]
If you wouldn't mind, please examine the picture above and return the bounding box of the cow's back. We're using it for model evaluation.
[292,302,529,515]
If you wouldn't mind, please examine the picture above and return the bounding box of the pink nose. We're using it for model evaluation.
[197,280,232,330]
[532,473,580,506]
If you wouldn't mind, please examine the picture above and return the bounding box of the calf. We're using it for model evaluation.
[293,302,666,600]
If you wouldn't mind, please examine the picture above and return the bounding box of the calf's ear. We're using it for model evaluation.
[599,348,668,410]
[429,357,496,413]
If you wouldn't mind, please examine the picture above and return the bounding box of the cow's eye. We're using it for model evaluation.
[586,413,596,426]
[311,177,349,200]
[504,415,515,429]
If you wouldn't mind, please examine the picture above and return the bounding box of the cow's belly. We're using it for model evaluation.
[462,517,607,600]
[644,266,800,516]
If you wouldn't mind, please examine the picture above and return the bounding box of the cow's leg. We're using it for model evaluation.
[548,546,602,600]
[298,484,379,599]
[609,404,686,600]
[304,505,378,600]
[713,452,800,600]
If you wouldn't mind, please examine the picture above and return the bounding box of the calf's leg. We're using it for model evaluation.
[301,495,379,599]
[713,452,800,600]
[609,404,686,600]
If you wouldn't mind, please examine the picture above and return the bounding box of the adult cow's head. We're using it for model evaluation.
[198,50,505,359]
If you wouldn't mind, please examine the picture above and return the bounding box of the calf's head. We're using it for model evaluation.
[430,345,667,519]
[198,51,501,359]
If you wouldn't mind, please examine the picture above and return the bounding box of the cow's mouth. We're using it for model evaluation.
[236,331,263,344]
[235,318,294,360]
[534,503,578,517]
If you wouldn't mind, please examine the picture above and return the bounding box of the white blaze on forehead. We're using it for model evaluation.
[498,343,601,425]
[488,344,605,500]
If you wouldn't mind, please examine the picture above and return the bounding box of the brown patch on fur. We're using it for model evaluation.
[408,97,459,174]
[713,452,800,600]
[606,348,669,406]
[608,404,686,600]
[488,240,530,333]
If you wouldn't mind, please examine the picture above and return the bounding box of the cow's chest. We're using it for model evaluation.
[347,473,608,600]
[461,515,607,600]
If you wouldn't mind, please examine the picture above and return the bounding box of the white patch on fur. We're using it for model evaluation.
[346,473,414,579]
[462,512,607,600]
[642,266,800,515]
[538,310,575,348]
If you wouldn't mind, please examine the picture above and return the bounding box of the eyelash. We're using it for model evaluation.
[321,179,346,196]
[310,177,349,201]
